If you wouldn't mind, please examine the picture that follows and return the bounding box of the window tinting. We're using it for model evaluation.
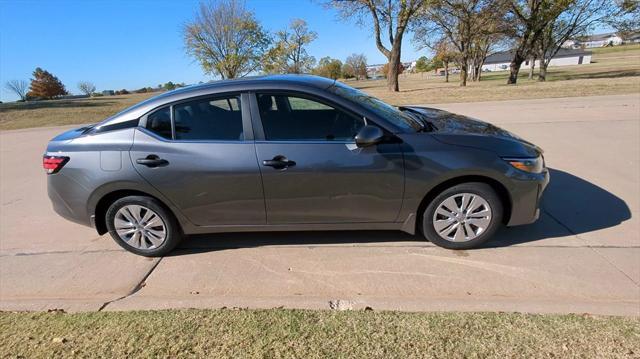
[257,94,364,141]
[174,96,243,141]
[146,107,172,139]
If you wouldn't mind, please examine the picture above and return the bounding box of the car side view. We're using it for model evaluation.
[45,75,549,256]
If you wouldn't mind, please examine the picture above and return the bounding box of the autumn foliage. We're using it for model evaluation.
[27,68,67,99]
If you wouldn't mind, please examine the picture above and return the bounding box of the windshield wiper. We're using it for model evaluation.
[401,109,434,132]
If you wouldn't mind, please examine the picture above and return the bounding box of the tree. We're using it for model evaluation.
[263,19,317,74]
[4,80,28,101]
[163,81,176,91]
[77,81,96,96]
[313,57,343,79]
[342,63,356,79]
[433,39,456,82]
[505,0,574,84]
[329,0,427,91]
[345,53,368,80]
[27,68,67,99]
[414,56,431,72]
[414,0,508,86]
[536,0,611,81]
[183,0,270,79]
[607,0,640,38]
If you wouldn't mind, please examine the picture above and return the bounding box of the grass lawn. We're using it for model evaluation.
[1,309,638,358]
[1,44,638,131]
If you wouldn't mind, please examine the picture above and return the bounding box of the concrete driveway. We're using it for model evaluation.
[1,94,638,315]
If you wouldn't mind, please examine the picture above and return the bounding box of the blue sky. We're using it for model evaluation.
[0,0,427,101]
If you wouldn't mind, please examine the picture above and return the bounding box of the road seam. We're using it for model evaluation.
[98,257,163,311]
[543,208,640,287]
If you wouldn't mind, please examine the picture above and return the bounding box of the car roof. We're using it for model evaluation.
[96,75,337,127]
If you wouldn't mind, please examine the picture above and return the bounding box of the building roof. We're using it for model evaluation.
[581,32,621,42]
[484,48,592,64]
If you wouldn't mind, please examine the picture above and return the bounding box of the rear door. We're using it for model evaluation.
[130,93,265,226]
[251,92,404,224]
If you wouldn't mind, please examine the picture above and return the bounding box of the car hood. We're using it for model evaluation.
[401,106,542,158]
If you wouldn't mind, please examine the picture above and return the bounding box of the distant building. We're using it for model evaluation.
[563,32,623,48]
[482,48,592,72]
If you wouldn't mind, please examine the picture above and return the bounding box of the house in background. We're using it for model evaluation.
[482,48,592,72]
[563,32,623,48]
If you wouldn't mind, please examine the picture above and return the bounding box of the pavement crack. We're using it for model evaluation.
[98,257,163,311]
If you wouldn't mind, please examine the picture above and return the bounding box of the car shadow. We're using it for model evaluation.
[170,168,631,256]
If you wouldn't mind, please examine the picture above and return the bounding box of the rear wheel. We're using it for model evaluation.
[105,196,182,257]
[422,182,503,249]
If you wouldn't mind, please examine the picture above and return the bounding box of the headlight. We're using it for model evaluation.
[503,156,544,174]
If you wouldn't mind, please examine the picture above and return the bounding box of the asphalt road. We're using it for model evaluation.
[1,94,638,315]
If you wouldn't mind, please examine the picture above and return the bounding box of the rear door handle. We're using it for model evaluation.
[262,155,296,169]
[136,155,169,168]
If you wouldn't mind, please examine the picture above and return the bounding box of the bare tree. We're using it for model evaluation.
[606,0,640,38]
[345,53,368,80]
[5,80,28,101]
[183,0,270,79]
[536,0,611,81]
[505,0,574,84]
[413,0,508,86]
[263,19,317,74]
[328,0,427,92]
[77,81,96,96]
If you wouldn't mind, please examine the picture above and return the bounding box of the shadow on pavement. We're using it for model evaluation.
[172,168,631,255]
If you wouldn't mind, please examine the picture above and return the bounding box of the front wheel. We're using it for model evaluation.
[422,182,503,249]
[105,195,182,257]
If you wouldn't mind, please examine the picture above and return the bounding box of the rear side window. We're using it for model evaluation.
[146,107,172,139]
[256,94,364,141]
[174,96,243,141]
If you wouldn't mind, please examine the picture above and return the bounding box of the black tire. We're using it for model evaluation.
[421,182,503,250]
[105,195,182,257]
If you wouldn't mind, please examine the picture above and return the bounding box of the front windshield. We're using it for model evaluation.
[328,82,422,132]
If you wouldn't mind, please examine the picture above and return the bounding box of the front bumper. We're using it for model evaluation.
[506,168,550,226]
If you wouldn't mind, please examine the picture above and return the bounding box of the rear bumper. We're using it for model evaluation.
[47,174,93,228]
[506,169,550,226]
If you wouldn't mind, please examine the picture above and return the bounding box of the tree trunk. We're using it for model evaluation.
[538,61,548,81]
[528,56,536,80]
[459,61,468,87]
[444,62,449,82]
[386,39,402,92]
[507,50,526,84]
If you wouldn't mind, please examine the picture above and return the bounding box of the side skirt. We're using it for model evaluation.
[182,221,412,235]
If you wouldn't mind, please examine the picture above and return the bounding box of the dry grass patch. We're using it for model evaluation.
[1,309,639,358]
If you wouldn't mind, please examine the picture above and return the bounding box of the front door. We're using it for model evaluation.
[252,93,404,224]
[130,93,265,226]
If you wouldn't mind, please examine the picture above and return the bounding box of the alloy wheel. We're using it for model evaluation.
[432,193,492,242]
[114,205,167,249]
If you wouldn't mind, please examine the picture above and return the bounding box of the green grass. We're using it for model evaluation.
[1,44,639,131]
[1,309,639,358]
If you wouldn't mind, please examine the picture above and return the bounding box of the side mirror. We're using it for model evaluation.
[355,125,384,148]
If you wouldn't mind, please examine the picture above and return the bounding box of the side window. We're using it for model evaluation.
[174,95,243,141]
[257,94,364,141]
[146,106,172,139]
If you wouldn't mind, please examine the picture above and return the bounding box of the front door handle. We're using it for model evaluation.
[262,155,296,170]
[136,155,169,168]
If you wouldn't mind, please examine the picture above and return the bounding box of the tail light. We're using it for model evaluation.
[43,155,69,174]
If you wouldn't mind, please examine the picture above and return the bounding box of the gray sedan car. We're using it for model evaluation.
[45,75,548,256]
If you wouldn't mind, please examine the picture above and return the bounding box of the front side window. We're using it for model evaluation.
[174,95,243,141]
[146,106,172,139]
[256,94,364,141]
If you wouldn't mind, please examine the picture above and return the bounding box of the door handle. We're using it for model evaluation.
[262,155,296,169]
[136,155,169,168]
